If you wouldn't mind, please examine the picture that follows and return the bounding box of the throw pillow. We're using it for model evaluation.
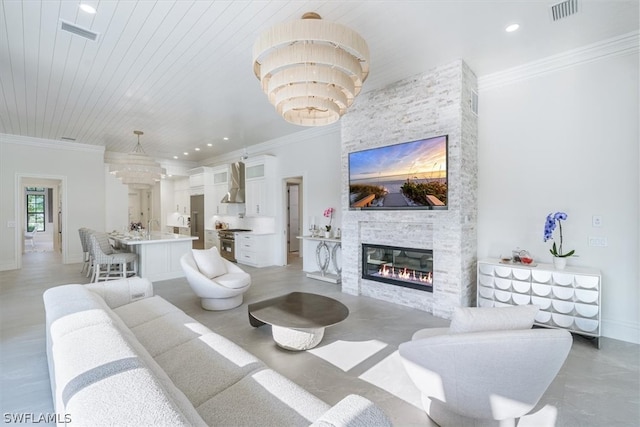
[192,247,227,279]
[449,305,539,334]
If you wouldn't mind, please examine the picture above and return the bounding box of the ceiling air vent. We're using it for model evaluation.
[549,0,579,22]
[60,20,99,41]
[60,136,76,141]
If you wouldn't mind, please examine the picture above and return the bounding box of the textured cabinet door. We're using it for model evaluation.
[477,259,601,347]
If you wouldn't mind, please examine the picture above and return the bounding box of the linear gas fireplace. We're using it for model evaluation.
[362,244,433,292]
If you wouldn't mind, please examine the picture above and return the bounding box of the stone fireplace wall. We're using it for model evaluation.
[340,60,478,319]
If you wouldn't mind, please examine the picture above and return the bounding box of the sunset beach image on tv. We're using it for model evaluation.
[348,135,448,210]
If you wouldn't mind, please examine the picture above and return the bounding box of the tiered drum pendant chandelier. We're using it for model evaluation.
[109,131,165,189]
[252,12,370,126]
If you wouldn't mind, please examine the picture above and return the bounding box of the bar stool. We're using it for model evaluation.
[89,233,138,282]
[78,228,91,274]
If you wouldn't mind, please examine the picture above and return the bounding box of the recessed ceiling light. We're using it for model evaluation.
[79,3,96,14]
[207,143,212,147]
[173,155,178,159]
[505,23,520,33]
[183,152,189,156]
[223,137,229,141]
[195,147,200,151]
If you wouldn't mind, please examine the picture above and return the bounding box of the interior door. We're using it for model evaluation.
[287,184,300,252]
[190,195,204,249]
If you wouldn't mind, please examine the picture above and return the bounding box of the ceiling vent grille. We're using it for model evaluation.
[550,0,579,22]
[60,20,99,41]
[60,136,76,141]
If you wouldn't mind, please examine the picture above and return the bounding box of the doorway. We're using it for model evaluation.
[284,177,303,267]
[17,175,65,268]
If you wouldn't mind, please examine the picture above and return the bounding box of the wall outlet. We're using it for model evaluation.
[588,236,608,247]
[592,215,602,227]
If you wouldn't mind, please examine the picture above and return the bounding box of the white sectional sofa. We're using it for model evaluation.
[43,278,391,426]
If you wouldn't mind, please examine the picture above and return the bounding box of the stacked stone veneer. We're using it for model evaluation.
[340,60,478,319]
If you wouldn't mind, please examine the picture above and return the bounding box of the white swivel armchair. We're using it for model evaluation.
[180,247,251,311]
[399,305,572,427]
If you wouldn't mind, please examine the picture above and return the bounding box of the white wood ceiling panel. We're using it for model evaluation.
[59,0,136,141]
[1,0,27,134]
[1,0,637,162]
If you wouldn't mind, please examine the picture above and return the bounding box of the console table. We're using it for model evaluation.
[477,259,601,347]
[297,236,341,284]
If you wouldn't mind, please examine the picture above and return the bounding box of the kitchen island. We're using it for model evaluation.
[110,232,197,281]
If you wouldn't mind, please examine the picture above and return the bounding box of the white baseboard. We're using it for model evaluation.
[601,318,640,344]
[0,260,18,271]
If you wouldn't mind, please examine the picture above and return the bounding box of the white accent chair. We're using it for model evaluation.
[180,247,251,311]
[24,228,37,249]
[399,305,572,427]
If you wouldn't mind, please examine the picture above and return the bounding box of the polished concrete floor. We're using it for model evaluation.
[1,251,639,426]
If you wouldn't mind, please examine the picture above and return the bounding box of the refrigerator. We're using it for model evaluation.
[190,195,204,249]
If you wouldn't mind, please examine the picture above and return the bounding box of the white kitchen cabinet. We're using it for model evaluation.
[244,155,276,217]
[235,233,275,267]
[173,177,190,215]
[211,166,229,215]
[477,259,601,347]
[204,229,219,250]
[188,167,213,196]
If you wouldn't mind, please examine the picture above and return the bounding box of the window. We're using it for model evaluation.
[26,187,46,232]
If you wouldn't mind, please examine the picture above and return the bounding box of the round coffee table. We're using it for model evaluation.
[248,292,349,350]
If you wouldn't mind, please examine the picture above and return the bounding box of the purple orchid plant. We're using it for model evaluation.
[323,207,334,232]
[543,212,575,258]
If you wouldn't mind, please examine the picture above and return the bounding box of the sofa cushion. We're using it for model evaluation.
[49,312,194,426]
[449,305,539,334]
[114,295,182,328]
[311,394,392,427]
[155,332,265,406]
[64,360,192,427]
[192,247,227,279]
[130,310,212,357]
[86,277,153,309]
[196,369,330,426]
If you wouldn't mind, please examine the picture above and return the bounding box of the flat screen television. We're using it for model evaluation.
[348,135,448,210]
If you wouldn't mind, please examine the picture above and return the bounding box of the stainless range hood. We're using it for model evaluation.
[221,162,245,203]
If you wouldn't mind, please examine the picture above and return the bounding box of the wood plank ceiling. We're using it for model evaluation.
[1,0,638,162]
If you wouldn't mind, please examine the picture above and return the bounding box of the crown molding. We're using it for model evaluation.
[478,31,639,92]
[0,133,105,153]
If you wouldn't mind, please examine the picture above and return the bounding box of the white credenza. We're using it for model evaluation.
[235,233,275,267]
[477,259,601,347]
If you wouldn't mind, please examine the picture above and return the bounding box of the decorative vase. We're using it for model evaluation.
[324,231,331,238]
[553,257,567,270]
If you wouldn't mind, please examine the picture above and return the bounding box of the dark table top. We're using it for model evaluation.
[248,292,349,329]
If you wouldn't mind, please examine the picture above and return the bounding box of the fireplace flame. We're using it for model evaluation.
[378,264,432,284]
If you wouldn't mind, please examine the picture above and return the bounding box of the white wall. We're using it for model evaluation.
[201,126,342,269]
[105,166,129,233]
[0,134,106,269]
[478,50,639,343]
